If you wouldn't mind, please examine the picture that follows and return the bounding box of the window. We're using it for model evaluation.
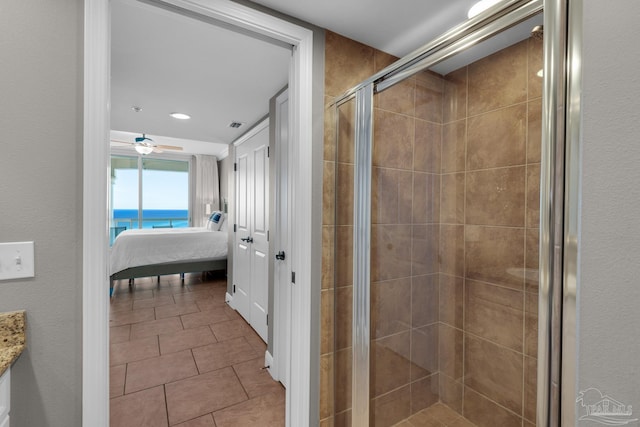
[110,155,190,244]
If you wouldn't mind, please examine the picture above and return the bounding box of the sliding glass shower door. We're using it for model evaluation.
[332,2,547,426]
[334,96,356,424]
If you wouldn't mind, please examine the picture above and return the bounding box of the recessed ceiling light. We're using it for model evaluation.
[131,106,142,113]
[468,0,502,18]
[170,112,191,120]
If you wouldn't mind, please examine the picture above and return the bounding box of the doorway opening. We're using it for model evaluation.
[83,0,317,425]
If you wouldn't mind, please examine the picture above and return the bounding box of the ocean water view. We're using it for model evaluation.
[112,209,189,230]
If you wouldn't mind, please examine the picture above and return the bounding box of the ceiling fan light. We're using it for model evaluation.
[135,144,154,155]
[170,112,191,120]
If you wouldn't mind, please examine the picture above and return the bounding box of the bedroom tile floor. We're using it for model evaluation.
[109,273,285,427]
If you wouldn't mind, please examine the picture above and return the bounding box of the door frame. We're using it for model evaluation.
[270,88,291,386]
[83,1,315,425]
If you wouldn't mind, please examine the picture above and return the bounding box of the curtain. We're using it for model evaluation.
[193,154,220,227]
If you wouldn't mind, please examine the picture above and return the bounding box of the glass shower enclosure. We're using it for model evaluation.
[329,0,554,425]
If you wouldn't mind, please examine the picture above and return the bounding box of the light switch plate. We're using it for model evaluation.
[0,242,35,280]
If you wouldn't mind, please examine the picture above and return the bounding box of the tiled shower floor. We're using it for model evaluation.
[393,403,476,427]
[109,273,285,427]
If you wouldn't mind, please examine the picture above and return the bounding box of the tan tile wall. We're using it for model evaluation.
[438,38,542,427]
[322,31,411,426]
[368,68,448,427]
[322,31,379,426]
[321,30,542,427]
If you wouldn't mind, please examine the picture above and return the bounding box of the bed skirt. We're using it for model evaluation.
[109,258,227,294]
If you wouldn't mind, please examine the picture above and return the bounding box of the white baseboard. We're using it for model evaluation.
[225,292,234,307]
[265,350,277,381]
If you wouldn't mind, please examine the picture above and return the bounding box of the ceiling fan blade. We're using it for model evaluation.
[111,139,183,153]
[156,144,183,151]
[110,139,135,145]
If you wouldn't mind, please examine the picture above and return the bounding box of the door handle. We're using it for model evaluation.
[241,237,254,243]
[275,251,286,260]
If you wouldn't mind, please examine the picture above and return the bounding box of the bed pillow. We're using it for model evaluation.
[207,211,224,231]
[219,216,227,232]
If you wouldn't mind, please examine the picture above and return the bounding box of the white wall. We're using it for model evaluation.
[577,0,640,420]
[218,155,232,213]
[219,151,235,295]
[0,1,83,426]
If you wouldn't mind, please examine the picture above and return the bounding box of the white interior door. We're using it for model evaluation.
[233,120,269,342]
[233,147,252,320]
[274,89,291,387]
[249,133,269,342]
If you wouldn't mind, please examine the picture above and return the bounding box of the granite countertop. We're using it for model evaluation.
[0,310,26,376]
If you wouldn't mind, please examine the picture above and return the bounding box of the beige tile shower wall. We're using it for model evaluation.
[322,30,542,427]
[368,68,447,427]
[438,38,542,427]
[322,31,447,427]
[322,31,380,426]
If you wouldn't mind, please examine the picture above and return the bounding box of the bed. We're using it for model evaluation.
[109,224,228,294]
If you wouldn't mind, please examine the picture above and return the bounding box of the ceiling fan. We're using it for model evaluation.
[110,134,183,155]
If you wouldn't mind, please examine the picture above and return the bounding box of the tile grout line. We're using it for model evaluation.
[111,274,281,425]
[409,81,416,417]
[461,62,469,420]
[230,361,252,400]
[522,38,531,426]
[436,78,444,411]
[163,383,171,427]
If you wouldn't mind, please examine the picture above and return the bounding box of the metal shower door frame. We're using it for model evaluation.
[351,84,374,427]
[340,0,580,425]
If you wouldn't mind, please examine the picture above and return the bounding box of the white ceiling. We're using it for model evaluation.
[110,0,291,157]
[251,0,484,58]
[111,0,541,157]
[252,0,542,74]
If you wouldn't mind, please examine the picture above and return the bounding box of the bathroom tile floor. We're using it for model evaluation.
[393,403,477,427]
[109,273,285,427]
